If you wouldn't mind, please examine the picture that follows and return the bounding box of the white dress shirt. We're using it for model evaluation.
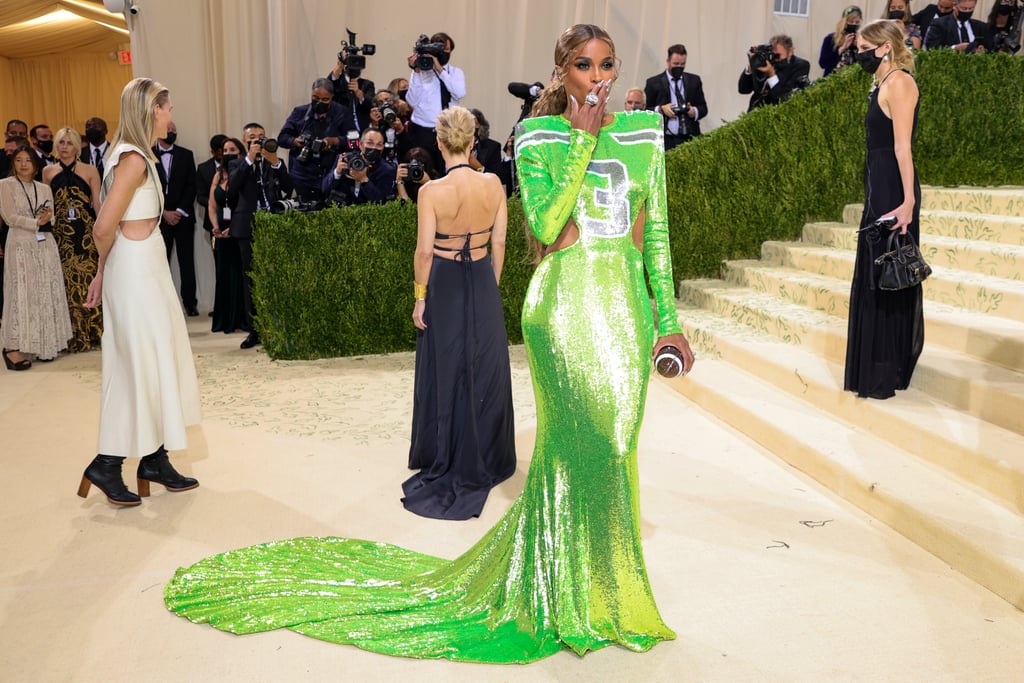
[407,64,466,128]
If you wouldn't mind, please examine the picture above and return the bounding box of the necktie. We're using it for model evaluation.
[960,21,969,43]
[673,77,687,137]
[439,68,452,110]
[94,148,104,178]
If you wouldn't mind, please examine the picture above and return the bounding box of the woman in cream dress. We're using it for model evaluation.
[76,78,201,507]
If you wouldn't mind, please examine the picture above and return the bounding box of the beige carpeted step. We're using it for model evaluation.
[662,356,1024,610]
[919,186,1024,217]
[757,241,1024,320]
[803,223,1024,281]
[843,205,1024,246]
[676,287,1024,436]
[674,305,1024,511]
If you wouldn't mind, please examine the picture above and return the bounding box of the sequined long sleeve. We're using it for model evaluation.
[515,125,597,244]
[642,140,682,337]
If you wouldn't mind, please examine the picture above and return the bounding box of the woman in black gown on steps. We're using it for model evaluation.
[845,19,924,400]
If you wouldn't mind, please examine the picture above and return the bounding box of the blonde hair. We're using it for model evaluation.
[530,24,617,118]
[54,126,81,150]
[833,5,863,49]
[435,106,475,155]
[108,77,168,164]
[859,19,916,72]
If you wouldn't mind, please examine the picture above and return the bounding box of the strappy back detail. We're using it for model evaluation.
[434,226,493,262]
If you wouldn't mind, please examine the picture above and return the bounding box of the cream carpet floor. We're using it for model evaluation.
[2,318,1023,682]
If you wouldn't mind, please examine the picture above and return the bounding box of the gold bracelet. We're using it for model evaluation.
[414,283,427,300]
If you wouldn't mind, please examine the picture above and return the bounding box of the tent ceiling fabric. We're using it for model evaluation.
[0,0,127,59]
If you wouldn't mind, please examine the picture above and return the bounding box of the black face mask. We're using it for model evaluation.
[998,4,1013,15]
[437,52,451,67]
[669,66,685,79]
[958,10,974,21]
[311,100,330,115]
[221,153,238,167]
[362,148,382,165]
[85,128,105,145]
[37,139,54,154]
[397,89,408,100]
[162,131,177,146]
[855,47,885,74]
[938,6,954,14]
[887,10,905,20]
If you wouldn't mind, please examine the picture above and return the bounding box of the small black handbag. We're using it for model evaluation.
[873,229,932,291]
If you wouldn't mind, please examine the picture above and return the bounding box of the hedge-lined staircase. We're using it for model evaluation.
[666,186,1024,610]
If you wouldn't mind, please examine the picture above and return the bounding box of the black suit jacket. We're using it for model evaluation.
[152,144,197,227]
[228,158,293,239]
[196,157,218,233]
[473,137,504,177]
[924,13,993,51]
[738,56,811,112]
[327,73,376,133]
[643,70,708,137]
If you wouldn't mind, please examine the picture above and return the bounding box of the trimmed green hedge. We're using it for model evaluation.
[253,51,1024,360]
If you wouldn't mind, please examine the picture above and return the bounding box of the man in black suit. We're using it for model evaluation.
[468,109,504,177]
[196,134,227,236]
[277,78,354,203]
[229,123,294,349]
[913,0,957,39]
[644,43,708,151]
[80,117,110,180]
[153,122,199,316]
[29,124,55,180]
[738,35,811,112]
[924,0,992,52]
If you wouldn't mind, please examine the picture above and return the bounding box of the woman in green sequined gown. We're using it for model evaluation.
[165,24,694,663]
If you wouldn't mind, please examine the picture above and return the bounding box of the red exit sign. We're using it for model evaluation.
[118,50,132,65]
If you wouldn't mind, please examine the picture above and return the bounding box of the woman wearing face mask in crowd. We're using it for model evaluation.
[208,137,247,334]
[987,0,1022,53]
[821,5,863,77]
[845,20,923,400]
[884,1,924,49]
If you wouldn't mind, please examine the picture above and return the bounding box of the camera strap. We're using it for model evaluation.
[439,70,452,109]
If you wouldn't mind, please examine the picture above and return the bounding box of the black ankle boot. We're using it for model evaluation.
[78,455,142,507]
[137,446,199,497]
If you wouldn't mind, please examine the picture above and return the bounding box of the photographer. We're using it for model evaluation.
[277,78,353,203]
[406,32,465,172]
[507,80,545,123]
[467,108,503,178]
[738,35,811,112]
[644,43,708,150]
[229,123,293,349]
[924,0,992,51]
[368,89,406,164]
[395,146,436,203]
[988,0,1022,54]
[328,46,376,132]
[321,128,395,206]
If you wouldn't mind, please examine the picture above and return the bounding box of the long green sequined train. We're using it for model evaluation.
[164,110,682,663]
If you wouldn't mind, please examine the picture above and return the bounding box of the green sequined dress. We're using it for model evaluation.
[165,110,681,663]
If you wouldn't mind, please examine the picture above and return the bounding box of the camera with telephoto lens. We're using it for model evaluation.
[413,34,446,70]
[297,137,326,163]
[269,198,323,214]
[252,136,278,153]
[377,103,398,124]
[338,28,375,77]
[749,44,775,71]
[405,158,425,183]
[345,151,367,173]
